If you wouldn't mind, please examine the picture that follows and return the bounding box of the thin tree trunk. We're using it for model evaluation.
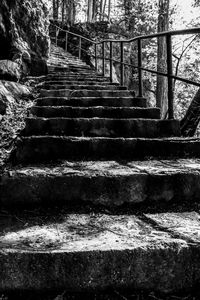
[156,0,169,118]
[180,88,200,136]
[100,0,104,20]
[53,0,57,20]
[56,0,59,20]
[62,0,65,23]
[87,0,93,22]
[103,0,107,19]
[108,0,111,21]
[92,0,97,21]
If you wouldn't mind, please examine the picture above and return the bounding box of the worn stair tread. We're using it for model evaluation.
[0,209,199,292]
[42,84,127,90]
[13,136,200,163]
[3,158,200,206]
[30,106,160,119]
[43,81,119,85]
[23,117,180,138]
[35,97,146,108]
[40,89,133,98]
[45,77,111,82]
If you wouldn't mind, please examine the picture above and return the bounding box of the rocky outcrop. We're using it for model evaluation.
[0,60,21,81]
[0,80,31,115]
[0,0,50,77]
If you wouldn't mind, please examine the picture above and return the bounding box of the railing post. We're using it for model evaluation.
[110,41,113,83]
[102,41,105,77]
[120,41,124,86]
[166,34,174,119]
[79,37,82,59]
[137,39,143,97]
[95,44,97,71]
[65,32,68,52]
[55,28,58,46]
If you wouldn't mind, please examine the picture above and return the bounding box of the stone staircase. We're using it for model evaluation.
[1,45,200,296]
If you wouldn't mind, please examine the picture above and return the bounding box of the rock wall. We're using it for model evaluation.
[0,0,50,77]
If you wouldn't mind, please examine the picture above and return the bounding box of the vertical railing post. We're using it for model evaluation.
[102,41,105,77]
[95,44,97,71]
[65,32,68,52]
[137,39,143,97]
[55,28,58,46]
[120,41,124,86]
[110,41,113,83]
[79,37,82,59]
[78,37,81,59]
[166,34,174,119]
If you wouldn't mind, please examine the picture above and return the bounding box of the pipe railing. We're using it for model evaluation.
[50,23,200,119]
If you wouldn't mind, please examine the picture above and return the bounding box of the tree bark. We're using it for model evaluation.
[180,88,200,136]
[108,0,111,21]
[156,0,169,118]
[87,0,93,22]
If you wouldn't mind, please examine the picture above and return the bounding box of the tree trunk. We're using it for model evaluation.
[100,0,104,21]
[56,0,60,20]
[108,0,111,21]
[68,0,75,25]
[62,0,65,23]
[87,0,93,22]
[156,0,169,118]
[124,0,132,30]
[92,0,97,21]
[180,88,200,136]
[53,0,58,20]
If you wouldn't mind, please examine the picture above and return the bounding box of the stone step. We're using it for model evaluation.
[36,97,146,108]
[48,66,92,72]
[22,118,180,138]
[47,72,104,76]
[42,84,127,91]
[44,80,119,86]
[40,89,135,98]
[0,209,199,293]
[48,60,87,65]
[12,136,200,163]
[46,75,110,82]
[30,106,160,119]
[3,159,200,207]
[48,69,96,75]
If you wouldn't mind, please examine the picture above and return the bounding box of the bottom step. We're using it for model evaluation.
[0,210,200,293]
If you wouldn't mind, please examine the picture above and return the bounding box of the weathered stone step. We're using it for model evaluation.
[46,75,110,82]
[44,80,119,86]
[23,118,180,138]
[3,159,200,206]
[13,136,200,163]
[48,66,92,72]
[48,69,96,75]
[40,89,135,98]
[47,72,105,77]
[36,97,146,108]
[30,106,160,119]
[42,84,127,91]
[0,209,199,293]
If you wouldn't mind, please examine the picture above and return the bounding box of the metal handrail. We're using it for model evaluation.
[50,22,200,119]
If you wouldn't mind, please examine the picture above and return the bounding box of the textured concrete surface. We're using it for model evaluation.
[13,136,200,163]
[23,117,180,138]
[2,159,200,207]
[0,212,200,292]
[30,106,160,119]
[40,89,134,98]
[36,96,146,107]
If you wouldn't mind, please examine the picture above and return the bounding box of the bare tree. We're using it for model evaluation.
[156,0,169,118]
